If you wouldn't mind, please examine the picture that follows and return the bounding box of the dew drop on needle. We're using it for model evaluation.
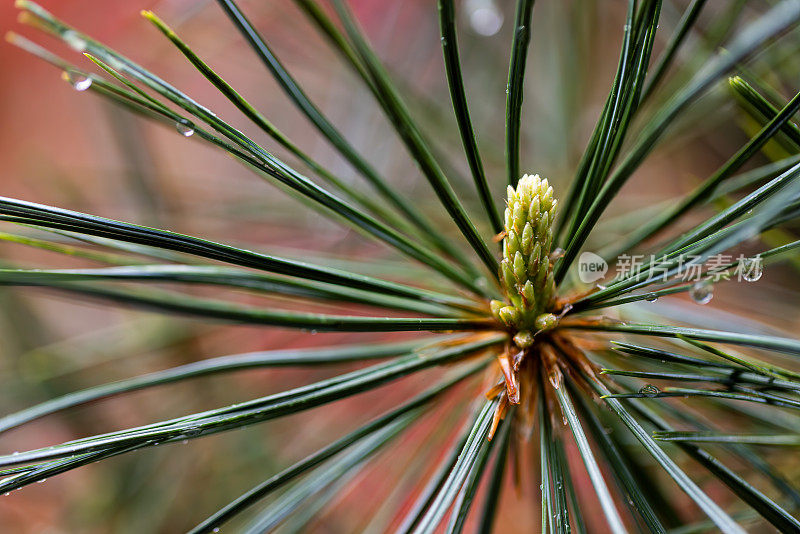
[64,70,92,91]
[176,119,195,137]
[638,384,660,397]
[549,247,565,261]
[689,281,713,305]
[62,30,87,52]
[742,259,763,282]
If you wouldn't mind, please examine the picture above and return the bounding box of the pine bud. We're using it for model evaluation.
[513,251,526,282]
[494,173,558,347]
[527,242,541,277]
[513,330,534,348]
[498,306,519,326]
[506,229,520,258]
[534,313,558,332]
[490,299,505,317]
[521,280,536,305]
[521,223,533,255]
[528,196,540,225]
[500,259,516,289]
[512,202,526,231]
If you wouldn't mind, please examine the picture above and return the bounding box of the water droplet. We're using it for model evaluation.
[741,258,763,282]
[176,118,195,137]
[644,292,658,302]
[62,30,87,52]
[64,70,92,91]
[549,247,565,261]
[184,427,202,437]
[689,281,713,305]
[212,528,220,533]
[638,384,660,397]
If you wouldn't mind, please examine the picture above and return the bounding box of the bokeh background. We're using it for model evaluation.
[1,0,799,532]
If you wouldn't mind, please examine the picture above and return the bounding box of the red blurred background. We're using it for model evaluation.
[2,1,789,531]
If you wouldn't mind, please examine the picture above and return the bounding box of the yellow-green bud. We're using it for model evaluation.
[536,211,550,241]
[528,196,540,225]
[527,242,541,277]
[504,207,513,230]
[494,173,558,346]
[512,201,526,230]
[521,280,536,305]
[521,223,534,255]
[534,313,558,332]
[490,299,505,317]
[498,306,519,326]
[513,251,526,281]
[507,229,520,257]
[513,330,534,348]
[500,259,515,288]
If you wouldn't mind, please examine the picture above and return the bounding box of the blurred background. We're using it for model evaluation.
[1,0,799,531]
